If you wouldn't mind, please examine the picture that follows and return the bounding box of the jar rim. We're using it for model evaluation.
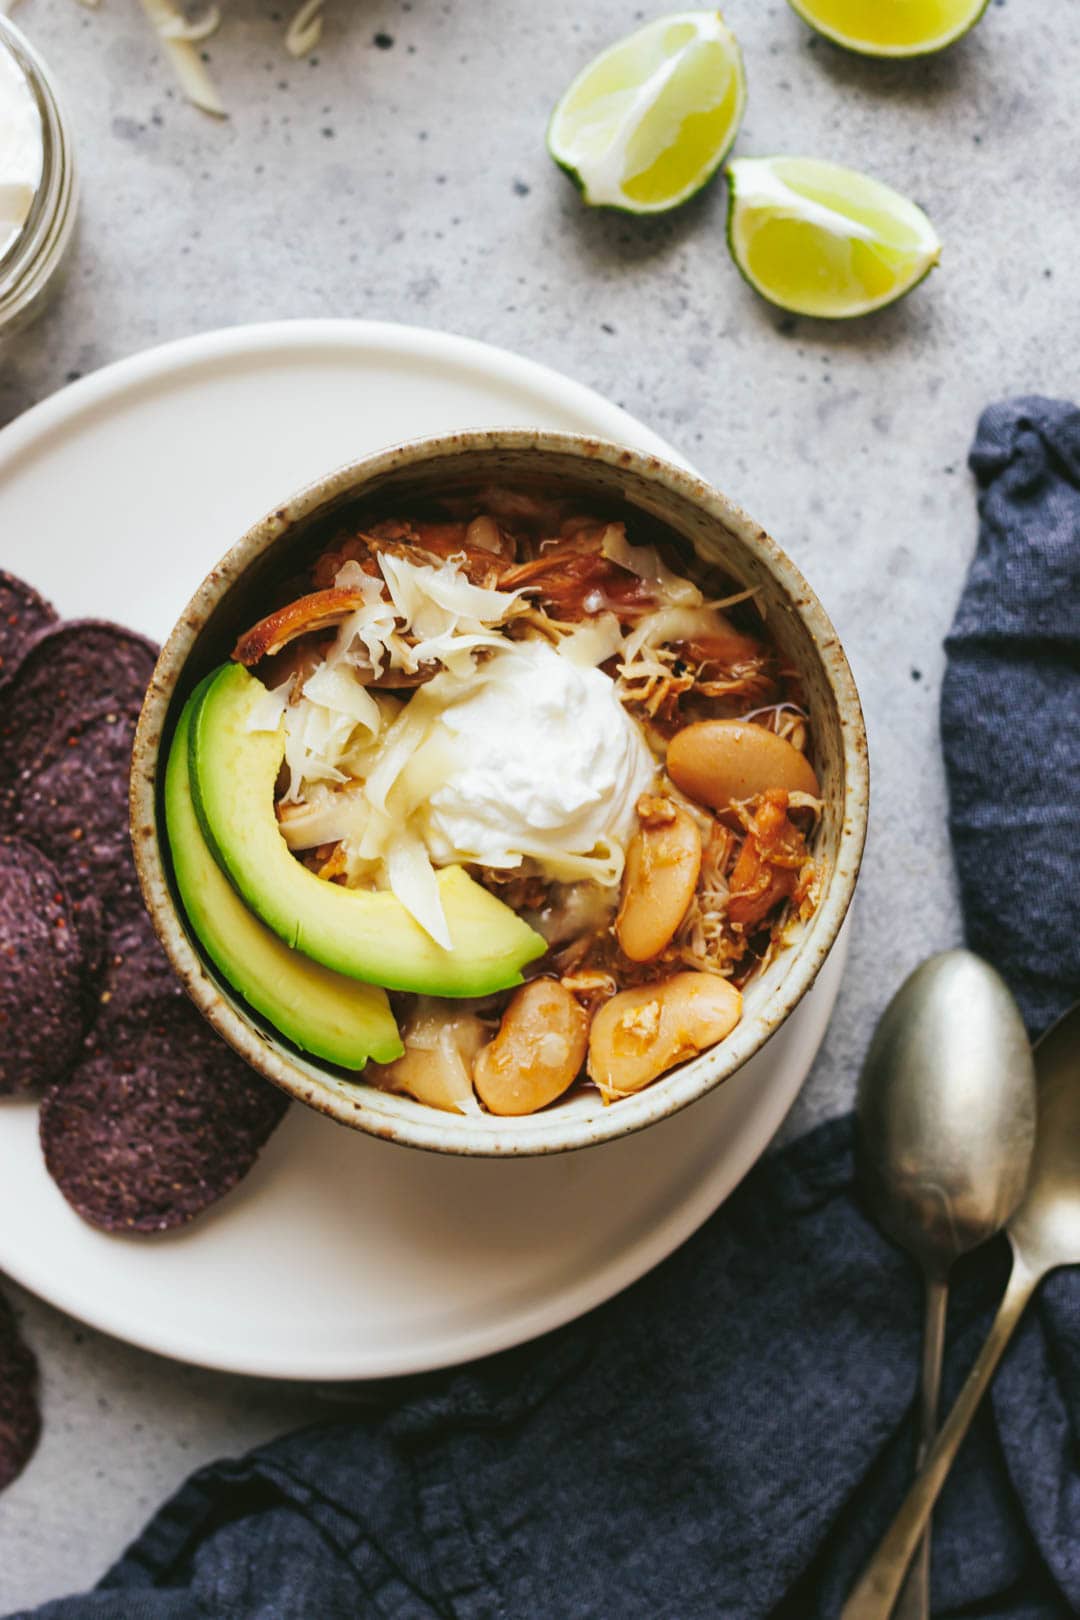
[0,14,78,332]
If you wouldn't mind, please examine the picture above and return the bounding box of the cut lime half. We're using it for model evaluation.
[548,11,747,215]
[786,0,990,57]
[726,156,941,320]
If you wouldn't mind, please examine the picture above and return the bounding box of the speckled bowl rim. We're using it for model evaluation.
[131,429,868,1157]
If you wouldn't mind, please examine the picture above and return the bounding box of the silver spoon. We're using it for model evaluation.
[855,951,1036,1620]
[844,998,1079,1618]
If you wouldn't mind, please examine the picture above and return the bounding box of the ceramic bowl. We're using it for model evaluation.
[131,430,868,1155]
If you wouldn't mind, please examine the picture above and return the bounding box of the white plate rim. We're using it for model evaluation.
[0,318,683,471]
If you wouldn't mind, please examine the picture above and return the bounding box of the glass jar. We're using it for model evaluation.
[0,14,78,337]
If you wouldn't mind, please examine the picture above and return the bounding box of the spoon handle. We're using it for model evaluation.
[841,1256,1039,1619]
[893,1275,948,1620]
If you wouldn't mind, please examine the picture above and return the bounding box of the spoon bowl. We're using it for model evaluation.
[857,950,1036,1278]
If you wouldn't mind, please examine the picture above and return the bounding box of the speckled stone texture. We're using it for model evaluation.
[1,0,1077,1607]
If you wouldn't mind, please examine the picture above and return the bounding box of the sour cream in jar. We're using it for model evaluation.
[0,36,43,262]
[0,16,77,336]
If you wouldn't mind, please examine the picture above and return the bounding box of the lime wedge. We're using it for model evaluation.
[547,11,747,214]
[786,0,989,57]
[726,156,941,319]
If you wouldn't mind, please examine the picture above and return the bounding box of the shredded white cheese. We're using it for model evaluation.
[70,0,326,115]
[621,604,741,668]
[553,611,624,669]
[600,524,704,608]
[138,0,225,117]
[284,0,322,59]
[158,4,220,43]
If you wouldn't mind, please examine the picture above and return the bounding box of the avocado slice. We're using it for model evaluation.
[189,662,547,997]
[165,682,403,1069]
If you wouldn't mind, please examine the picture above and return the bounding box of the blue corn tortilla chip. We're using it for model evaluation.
[2,701,143,929]
[40,997,289,1233]
[91,871,183,1032]
[0,620,156,801]
[0,598,289,1235]
[0,572,57,687]
[0,837,85,1095]
[0,1285,40,1493]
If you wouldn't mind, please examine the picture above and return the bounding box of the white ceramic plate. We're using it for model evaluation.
[0,320,847,1380]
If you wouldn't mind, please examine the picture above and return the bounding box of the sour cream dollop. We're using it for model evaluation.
[0,39,43,263]
[422,639,656,883]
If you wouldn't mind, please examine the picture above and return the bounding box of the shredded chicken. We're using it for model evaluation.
[635,793,678,828]
[727,791,811,930]
[72,0,327,115]
[233,587,373,666]
[500,542,659,622]
[314,522,515,592]
[615,642,694,723]
[474,866,551,915]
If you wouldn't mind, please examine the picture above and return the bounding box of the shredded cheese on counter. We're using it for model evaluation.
[66,0,326,116]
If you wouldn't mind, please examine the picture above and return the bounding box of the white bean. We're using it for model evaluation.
[616,797,701,963]
[474,978,588,1116]
[667,720,819,809]
[588,972,742,1101]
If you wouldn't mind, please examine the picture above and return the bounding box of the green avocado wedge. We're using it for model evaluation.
[165,682,403,1070]
[189,662,548,998]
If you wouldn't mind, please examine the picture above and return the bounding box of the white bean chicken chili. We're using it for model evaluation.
[217,484,825,1115]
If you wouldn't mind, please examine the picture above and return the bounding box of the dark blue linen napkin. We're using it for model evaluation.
[10,398,1079,1620]
[941,397,1080,1036]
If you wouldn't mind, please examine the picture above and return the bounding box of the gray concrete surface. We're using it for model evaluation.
[1,0,1076,1607]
